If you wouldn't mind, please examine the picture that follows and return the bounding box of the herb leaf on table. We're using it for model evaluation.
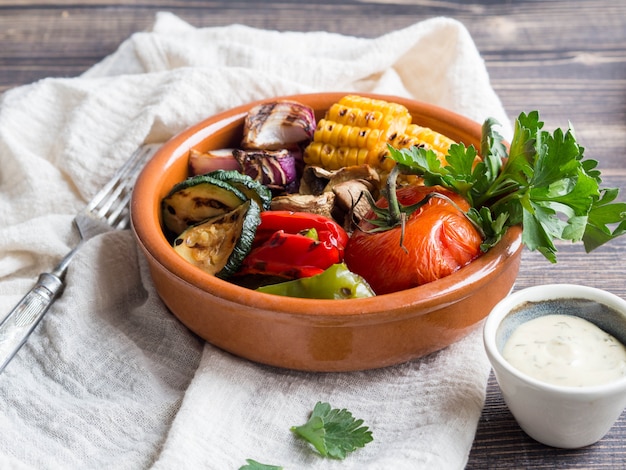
[238,459,283,470]
[290,401,373,459]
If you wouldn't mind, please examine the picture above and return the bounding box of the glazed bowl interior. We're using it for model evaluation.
[131,92,524,371]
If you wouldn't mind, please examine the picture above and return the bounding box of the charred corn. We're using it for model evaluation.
[303,95,411,171]
[304,95,457,172]
[391,124,456,165]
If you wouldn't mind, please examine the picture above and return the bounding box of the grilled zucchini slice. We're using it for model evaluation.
[162,175,247,236]
[173,199,261,279]
[206,170,272,210]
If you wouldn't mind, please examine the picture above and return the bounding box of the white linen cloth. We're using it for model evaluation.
[0,12,512,469]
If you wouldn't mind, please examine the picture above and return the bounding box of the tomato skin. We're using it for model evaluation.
[344,185,483,295]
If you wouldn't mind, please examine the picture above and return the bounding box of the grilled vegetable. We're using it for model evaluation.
[207,169,272,210]
[239,211,349,279]
[303,95,456,173]
[344,166,482,294]
[240,230,337,279]
[269,192,336,220]
[173,200,261,279]
[242,100,316,150]
[233,148,302,194]
[188,148,240,175]
[256,263,375,299]
[390,124,456,164]
[253,211,349,254]
[161,175,247,236]
[303,95,410,171]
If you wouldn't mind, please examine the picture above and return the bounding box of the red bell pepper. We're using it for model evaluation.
[252,211,349,255]
[240,211,348,279]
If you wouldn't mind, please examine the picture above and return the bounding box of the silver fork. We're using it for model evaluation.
[0,144,160,374]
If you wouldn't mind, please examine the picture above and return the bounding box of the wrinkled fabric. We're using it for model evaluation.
[0,12,510,469]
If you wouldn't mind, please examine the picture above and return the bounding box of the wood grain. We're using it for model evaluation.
[2,1,625,467]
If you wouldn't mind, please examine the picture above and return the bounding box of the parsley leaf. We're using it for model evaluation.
[290,402,373,459]
[584,188,626,251]
[388,111,626,262]
[238,459,282,470]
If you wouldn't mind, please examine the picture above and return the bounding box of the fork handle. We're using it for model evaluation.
[0,273,64,373]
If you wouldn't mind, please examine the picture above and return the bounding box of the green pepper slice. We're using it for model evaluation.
[256,263,375,299]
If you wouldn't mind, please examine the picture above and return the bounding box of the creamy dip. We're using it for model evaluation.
[503,313,626,387]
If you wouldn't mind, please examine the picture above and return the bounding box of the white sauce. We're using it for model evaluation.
[503,314,626,387]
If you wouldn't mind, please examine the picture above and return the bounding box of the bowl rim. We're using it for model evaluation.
[131,92,523,321]
[484,283,626,395]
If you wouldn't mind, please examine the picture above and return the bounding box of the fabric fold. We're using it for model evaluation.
[151,329,489,470]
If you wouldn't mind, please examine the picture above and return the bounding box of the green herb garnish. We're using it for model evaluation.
[238,459,282,470]
[290,401,373,459]
[388,111,626,262]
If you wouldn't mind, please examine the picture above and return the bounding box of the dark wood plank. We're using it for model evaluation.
[2,2,625,166]
[2,1,625,467]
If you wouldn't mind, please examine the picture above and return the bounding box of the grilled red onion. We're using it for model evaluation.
[233,148,302,193]
[188,148,241,176]
[242,100,316,150]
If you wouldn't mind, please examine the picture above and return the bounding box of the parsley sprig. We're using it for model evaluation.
[388,111,626,262]
[290,401,373,459]
[241,402,373,469]
[239,459,282,470]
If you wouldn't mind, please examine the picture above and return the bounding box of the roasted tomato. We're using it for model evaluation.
[344,185,483,295]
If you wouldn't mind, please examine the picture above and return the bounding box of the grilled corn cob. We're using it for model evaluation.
[303,95,411,171]
[303,95,457,172]
[391,124,456,163]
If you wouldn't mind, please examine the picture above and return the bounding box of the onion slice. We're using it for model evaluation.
[234,148,302,194]
[242,100,316,150]
[189,148,240,175]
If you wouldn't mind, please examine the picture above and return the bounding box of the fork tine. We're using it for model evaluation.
[85,144,159,229]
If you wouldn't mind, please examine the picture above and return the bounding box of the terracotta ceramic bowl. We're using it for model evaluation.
[131,92,523,372]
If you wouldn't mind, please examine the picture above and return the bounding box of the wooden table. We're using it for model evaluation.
[3,1,625,467]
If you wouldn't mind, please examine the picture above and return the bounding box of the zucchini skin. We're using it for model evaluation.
[219,199,261,278]
[172,199,261,279]
[206,169,272,211]
[161,175,247,236]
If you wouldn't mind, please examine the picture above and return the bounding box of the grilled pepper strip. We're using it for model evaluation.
[253,211,349,255]
[240,230,340,279]
[256,263,375,299]
[240,211,349,279]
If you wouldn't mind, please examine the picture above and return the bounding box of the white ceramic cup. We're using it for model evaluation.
[483,283,626,448]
